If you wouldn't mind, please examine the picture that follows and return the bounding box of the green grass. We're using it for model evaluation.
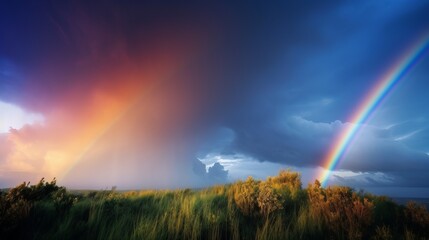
[1,172,429,240]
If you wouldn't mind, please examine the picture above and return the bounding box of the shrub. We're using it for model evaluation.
[307,180,374,239]
[265,170,305,213]
[372,196,400,230]
[0,178,67,236]
[5,178,60,203]
[266,170,302,199]
[257,181,283,217]
[0,194,32,235]
[404,201,429,237]
[2,171,429,239]
[0,182,32,235]
[346,196,374,239]
[233,176,260,216]
[53,187,76,213]
[372,225,393,240]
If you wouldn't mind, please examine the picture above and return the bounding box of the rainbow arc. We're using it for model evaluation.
[319,32,429,187]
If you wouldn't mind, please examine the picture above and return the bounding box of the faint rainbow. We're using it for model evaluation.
[57,81,157,182]
[58,48,204,182]
[319,32,429,187]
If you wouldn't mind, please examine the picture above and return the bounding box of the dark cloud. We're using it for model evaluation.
[1,1,429,193]
[207,162,228,183]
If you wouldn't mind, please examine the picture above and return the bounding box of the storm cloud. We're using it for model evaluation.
[1,1,429,195]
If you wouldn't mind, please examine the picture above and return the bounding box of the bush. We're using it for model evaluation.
[372,196,400,231]
[233,176,260,216]
[404,201,429,237]
[266,170,302,199]
[1,171,429,239]
[307,180,374,239]
[53,187,76,214]
[0,194,32,235]
[5,178,60,203]
[233,171,305,217]
[257,181,283,217]
[0,178,71,237]
[372,225,393,240]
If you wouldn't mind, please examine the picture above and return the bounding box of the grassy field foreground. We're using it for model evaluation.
[1,170,429,240]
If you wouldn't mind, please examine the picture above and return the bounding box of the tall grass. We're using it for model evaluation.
[1,171,429,239]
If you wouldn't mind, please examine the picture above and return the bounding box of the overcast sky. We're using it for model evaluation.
[1,1,429,197]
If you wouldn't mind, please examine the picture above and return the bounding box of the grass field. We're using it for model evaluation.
[1,170,428,240]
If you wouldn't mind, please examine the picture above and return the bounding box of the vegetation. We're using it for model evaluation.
[1,170,429,240]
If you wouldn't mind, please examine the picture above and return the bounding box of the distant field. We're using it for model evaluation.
[1,171,429,240]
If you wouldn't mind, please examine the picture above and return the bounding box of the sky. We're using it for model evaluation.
[1,1,429,197]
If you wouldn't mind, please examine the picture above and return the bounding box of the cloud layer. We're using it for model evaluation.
[1,1,429,194]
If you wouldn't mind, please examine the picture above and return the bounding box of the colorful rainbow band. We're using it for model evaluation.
[319,32,429,187]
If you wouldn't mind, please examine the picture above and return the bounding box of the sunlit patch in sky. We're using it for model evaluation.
[0,101,44,133]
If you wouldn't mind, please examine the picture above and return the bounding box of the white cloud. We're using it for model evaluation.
[0,101,44,133]
[394,129,423,141]
[199,152,321,185]
[330,171,395,186]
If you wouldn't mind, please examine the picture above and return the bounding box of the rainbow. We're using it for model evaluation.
[319,32,429,187]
